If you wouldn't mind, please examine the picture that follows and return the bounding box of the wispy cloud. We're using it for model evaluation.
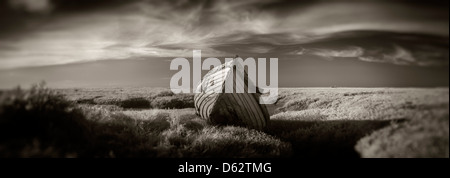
[0,0,448,69]
[298,46,364,59]
[359,45,415,65]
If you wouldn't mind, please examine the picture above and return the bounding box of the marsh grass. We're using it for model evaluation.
[270,88,449,158]
[355,111,449,158]
[266,119,404,157]
[59,88,194,109]
[0,86,448,157]
[0,84,92,157]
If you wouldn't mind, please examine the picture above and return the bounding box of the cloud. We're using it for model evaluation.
[300,34,447,66]
[0,0,448,69]
[293,45,419,65]
[293,45,420,65]
[8,0,53,14]
[299,46,364,58]
[358,45,414,65]
[208,30,448,66]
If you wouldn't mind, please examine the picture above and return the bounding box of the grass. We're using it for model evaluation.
[269,88,449,157]
[83,107,290,158]
[60,88,194,109]
[266,119,404,158]
[0,84,92,157]
[0,86,448,158]
[355,111,449,158]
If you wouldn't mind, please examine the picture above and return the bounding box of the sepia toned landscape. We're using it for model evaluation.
[0,0,448,160]
[0,84,447,158]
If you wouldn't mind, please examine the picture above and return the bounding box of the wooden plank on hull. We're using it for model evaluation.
[193,57,270,130]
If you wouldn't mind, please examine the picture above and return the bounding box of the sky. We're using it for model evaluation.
[0,0,448,88]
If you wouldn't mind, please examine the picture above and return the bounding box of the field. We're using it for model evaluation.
[0,84,448,158]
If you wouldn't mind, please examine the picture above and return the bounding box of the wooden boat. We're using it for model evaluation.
[194,58,270,130]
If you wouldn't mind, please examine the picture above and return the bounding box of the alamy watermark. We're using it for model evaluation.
[170,50,278,104]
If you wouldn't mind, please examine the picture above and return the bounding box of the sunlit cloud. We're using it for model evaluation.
[298,46,364,58]
[0,0,447,69]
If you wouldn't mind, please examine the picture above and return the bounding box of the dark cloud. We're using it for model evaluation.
[207,30,449,66]
[0,0,448,69]
[8,0,53,14]
[297,31,449,66]
[0,0,448,88]
[0,0,132,38]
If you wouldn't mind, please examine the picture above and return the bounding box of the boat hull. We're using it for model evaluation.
[194,60,270,130]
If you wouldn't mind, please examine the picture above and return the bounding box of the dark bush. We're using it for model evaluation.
[120,97,151,109]
[76,98,96,104]
[0,84,92,157]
